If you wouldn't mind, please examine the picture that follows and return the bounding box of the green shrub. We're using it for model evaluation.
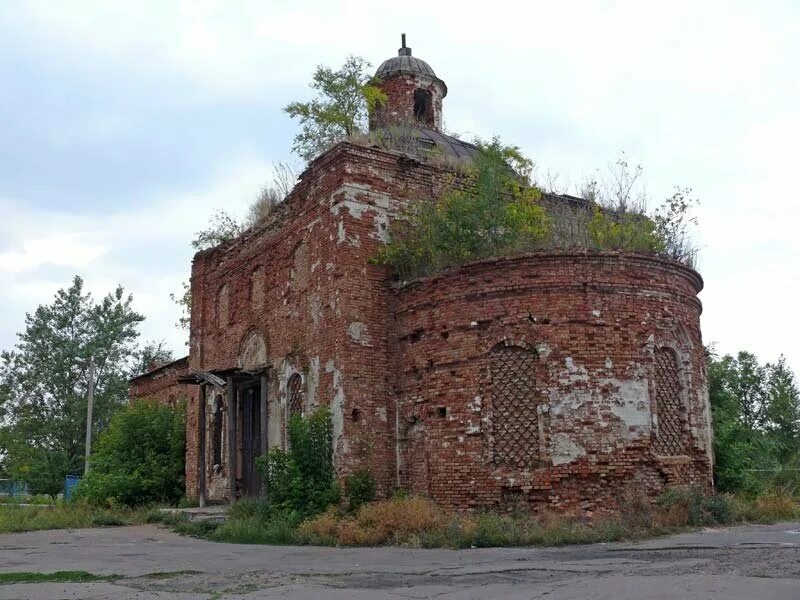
[345,470,376,512]
[255,406,339,518]
[655,485,733,527]
[587,205,662,254]
[211,511,300,545]
[76,399,185,507]
[373,138,550,279]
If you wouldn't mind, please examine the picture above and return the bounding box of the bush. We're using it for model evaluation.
[76,399,185,506]
[255,406,339,518]
[654,485,732,527]
[211,512,299,545]
[345,470,376,512]
[587,205,662,254]
[16,449,73,501]
[373,138,549,279]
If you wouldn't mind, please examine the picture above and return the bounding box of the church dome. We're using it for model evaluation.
[375,35,442,85]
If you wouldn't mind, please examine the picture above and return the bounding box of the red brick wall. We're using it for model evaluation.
[188,144,462,500]
[371,74,446,131]
[136,141,712,512]
[393,252,713,514]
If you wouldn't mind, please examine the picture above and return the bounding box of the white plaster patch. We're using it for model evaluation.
[465,421,481,435]
[307,357,320,409]
[551,433,587,466]
[602,377,651,439]
[560,357,589,383]
[592,310,601,317]
[468,396,482,413]
[329,184,393,244]
[309,295,323,326]
[325,360,346,460]
[370,211,390,243]
[376,406,387,422]
[347,321,371,345]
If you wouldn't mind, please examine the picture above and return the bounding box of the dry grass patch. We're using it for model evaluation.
[299,496,446,546]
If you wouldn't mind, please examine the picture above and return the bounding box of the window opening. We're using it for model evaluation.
[653,347,685,456]
[490,345,541,469]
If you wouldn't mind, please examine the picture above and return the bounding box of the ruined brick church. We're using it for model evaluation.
[131,37,714,513]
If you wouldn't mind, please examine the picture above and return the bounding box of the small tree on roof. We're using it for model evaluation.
[285,56,387,162]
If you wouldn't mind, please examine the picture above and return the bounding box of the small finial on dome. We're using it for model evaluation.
[399,33,411,56]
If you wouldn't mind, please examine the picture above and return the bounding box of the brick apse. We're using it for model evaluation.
[131,38,714,513]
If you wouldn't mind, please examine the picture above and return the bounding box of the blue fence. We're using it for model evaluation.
[0,479,29,498]
[64,475,81,501]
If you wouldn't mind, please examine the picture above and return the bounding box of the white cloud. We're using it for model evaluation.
[2,0,799,375]
[0,152,274,356]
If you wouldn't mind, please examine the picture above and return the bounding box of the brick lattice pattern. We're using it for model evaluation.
[653,347,685,456]
[491,345,541,469]
[287,373,304,417]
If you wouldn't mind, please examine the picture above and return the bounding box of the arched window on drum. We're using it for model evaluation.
[489,343,544,469]
[653,347,687,456]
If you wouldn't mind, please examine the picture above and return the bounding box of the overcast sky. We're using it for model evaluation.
[1,1,798,374]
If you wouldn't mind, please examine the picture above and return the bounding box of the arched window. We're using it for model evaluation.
[653,347,686,456]
[212,395,224,468]
[287,373,304,417]
[490,344,541,469]
[413,89,433,126]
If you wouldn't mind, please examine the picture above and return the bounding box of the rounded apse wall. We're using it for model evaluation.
[393,251,713,513]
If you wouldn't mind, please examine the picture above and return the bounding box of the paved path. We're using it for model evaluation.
[1,522,799,599]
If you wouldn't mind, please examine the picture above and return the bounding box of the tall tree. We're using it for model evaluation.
[0,276,144,490]
[708,349,800,494]
[765,356,800,461]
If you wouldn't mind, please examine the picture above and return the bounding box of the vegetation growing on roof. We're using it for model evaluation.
[372,138,550,278]
[373,144,700,279]
[284,56,387,162]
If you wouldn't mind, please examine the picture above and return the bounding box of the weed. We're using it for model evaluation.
[0,571,120,584]
[0,503,138,533]
[143,570,200,580]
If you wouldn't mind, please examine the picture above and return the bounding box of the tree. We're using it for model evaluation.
[765,356,800,461]
[76,399,185,506]
[0,276,144,491]
[191,210,244,252]
[708,349,800,494]
[284,56,387,161]
[132,340,175,377]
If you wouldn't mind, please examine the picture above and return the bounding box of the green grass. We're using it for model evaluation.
[195,488,800,549]
[0,502,154,534]
[0,494,54,505]
[0,571,120,584]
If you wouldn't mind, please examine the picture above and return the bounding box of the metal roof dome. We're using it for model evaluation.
[375,34,443,84]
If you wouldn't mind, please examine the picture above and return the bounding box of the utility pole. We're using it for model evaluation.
[84,356,95,476]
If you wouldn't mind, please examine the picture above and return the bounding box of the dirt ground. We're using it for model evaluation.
[1,521,798,599]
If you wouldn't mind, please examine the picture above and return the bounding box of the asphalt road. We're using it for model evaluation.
[1,522,799,599]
